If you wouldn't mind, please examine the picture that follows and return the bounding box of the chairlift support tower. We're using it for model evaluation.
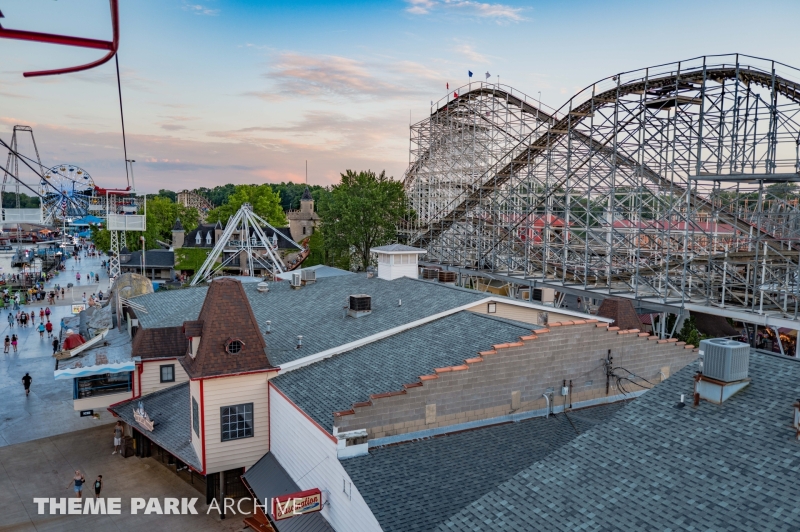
[107,190,145,280]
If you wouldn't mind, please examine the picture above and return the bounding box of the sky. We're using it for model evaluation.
[1,0,800,194]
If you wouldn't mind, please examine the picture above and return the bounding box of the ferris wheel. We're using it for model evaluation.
[40,164,95,224]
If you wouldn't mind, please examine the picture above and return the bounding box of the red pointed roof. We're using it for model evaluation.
[180,278,273,379]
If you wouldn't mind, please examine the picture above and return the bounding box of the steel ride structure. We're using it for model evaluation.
[40,164,95,223]
[404,54,800,331]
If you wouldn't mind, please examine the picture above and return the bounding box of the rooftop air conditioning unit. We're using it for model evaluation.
[421,268,438,280]
[348,294,372,318]
[301,269,316,283]
[700,338,750,382]
[437,271,456,284]
[290,273,301,289]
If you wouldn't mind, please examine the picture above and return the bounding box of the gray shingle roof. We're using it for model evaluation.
[132,275,488,366]
[271,311,533,432]
[438,351,800,531]
[243,453,335,532]
[342,402,626,532]
[109,382,201,471]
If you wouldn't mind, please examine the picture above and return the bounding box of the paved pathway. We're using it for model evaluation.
[0,250,117,447]
[0,425,251,530]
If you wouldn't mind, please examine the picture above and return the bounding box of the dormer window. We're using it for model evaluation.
[206,232,212,245]
[195,232,201,245]
[226,338,244,354]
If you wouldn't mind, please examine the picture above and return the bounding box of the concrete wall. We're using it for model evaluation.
[270,385,382,532]
[140,358,189,396]
[334,321,698,439]
[467,301,587,327]
[202,372,273,474]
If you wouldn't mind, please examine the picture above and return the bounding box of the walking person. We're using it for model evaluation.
[45,320,53,338]
[44,306,50,320]
[67,470,85,499]
[7,312,12,328]
[21,372,31,396]
[113,421,123,454]
[52,337,59,355]
[93,475,103,498]
[3,335,9,353]
[37,322,45,339]
[39,308,44,323]
[29,311,35,325]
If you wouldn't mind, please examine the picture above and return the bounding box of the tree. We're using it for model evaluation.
[318,170,406,271]
[205,184,287,226]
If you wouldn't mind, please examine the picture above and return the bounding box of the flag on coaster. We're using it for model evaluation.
[485,71,491,80]
[454,92,458,98]
[468,71,473,78]
[446,82,449,90]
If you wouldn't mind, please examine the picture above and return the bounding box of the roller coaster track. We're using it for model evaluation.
[408,62,800,255]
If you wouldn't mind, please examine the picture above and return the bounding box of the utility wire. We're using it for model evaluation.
[115,54,130,188]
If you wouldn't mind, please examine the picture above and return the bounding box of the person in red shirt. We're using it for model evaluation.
[45,321,53,338]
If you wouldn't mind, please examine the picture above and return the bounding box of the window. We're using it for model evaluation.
[192,397,200,436]
[160,364,175,383]
[487,302,497,314]
[302,226,306,235]
[195,232,201,245]
[220,403,253,441]
[74,372,132,399]
[226,339,244,354]
[205,232,212,245]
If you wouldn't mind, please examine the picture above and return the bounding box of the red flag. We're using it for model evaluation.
[446,82,449,90]
[454,92,458,98]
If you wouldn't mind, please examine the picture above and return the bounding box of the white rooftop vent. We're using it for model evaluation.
[257,282,269,293]
[347,294,372,318]
[700,338,750,382]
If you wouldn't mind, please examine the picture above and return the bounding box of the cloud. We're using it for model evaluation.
[453,43,490,64]
[405,0,525,23]
[183,3,219,16]
[252,52,444,101]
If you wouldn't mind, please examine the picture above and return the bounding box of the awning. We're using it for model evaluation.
[243,453,335,532]
[54,361,135,380]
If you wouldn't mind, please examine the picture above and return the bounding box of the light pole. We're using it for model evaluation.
[126,159,136,191]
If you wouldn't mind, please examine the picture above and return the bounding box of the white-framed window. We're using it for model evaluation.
[205,232,212,245]
[220,403,253,442]
[159,364,175,383]
[488,302,497,314]
[195,232,201,245]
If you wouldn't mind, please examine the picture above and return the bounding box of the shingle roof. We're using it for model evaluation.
[133,275,488,366]
[342,402,626,532]
[243,453,336,532]
[271,311,533,432]
[597,297,641,330]
[438,351,800,531]
[109,382,201,471]
[131,326,187,360]
[301,186,313,202]
[125,250,175,268]
[180,278,274,378]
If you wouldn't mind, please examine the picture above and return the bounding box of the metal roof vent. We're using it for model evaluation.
[348,294,372,318]
[700,338,750,382]
[257,282,269,293]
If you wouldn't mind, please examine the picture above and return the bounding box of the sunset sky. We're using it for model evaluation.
[1,0,799,193]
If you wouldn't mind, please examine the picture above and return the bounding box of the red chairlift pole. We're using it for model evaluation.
[0,0,119,77]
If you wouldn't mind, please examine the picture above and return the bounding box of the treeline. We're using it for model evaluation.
[151,182,328,212]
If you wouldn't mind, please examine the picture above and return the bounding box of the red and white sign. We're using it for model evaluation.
[271,488,322,521]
